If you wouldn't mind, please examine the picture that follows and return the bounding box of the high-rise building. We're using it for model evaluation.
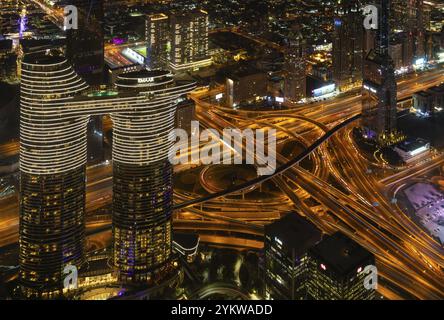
[388,38,404,70]
[145,13,169,70]
[387,32,418,72]
[175,99,195,135]
[361,0,398,143]
[262,213,322,300]
[65,0,104,86]
[413,82,444,116]
[0,39,17,82]
[19,50,195,297]
[112,71,196,284]
[0,0,19,36]
[307,232,376,300]
[413,0,426,61]
[65,0,105,163]
[169,10,210,72]
[19,52,90,298]
[392,0,426,63]
[283,27,307,102]
[224,63,268,108]
[332,0,365,91]
[145,10,211,73]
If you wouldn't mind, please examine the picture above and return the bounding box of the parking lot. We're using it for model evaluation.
[404,183,444,243]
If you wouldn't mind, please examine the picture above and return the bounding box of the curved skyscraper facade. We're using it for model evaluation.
[20,53,89,298]
[112,71,189,283]
[19,50,195,298]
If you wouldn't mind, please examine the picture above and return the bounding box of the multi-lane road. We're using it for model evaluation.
[183,70,444,299]
[1,53,444,298]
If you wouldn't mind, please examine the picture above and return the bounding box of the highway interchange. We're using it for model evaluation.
[1,57,444,300]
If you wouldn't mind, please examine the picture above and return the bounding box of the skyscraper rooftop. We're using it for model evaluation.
[265,212,322,257]
[309,232,374,279]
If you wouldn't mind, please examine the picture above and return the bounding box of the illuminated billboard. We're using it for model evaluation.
[312,83,335,97]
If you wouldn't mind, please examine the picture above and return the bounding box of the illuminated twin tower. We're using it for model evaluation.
[19,51,195,298]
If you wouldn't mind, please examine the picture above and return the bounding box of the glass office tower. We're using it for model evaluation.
[362,0,398,142]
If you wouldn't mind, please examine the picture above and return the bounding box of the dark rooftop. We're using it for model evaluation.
[19,39,65,53]
[210,31,258,52]
[309,232,374,278]
[220,62,265,80]
[117,69,171,79]
[22,50,66,65]
[265,212,322,256]
[415,90,431,98]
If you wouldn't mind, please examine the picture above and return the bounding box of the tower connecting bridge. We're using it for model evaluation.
[19,51,196,298]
